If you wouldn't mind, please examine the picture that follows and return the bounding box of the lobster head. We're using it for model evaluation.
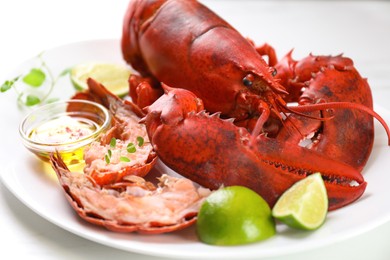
[122,0,286,121]
[188,23,288,120]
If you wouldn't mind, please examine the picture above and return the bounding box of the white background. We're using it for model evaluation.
[1,0,390,259]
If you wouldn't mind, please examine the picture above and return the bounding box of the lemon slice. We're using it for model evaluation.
[272,173,328,230]
[196,186,276,246]
[70,62,131,97]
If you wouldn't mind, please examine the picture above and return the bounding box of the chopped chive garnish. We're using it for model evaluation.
[104,137,142,163]
[110,137,116,148]
[120,156,131,162]
[137,136,144,147]
[104,154,110,164]
[127,142,136,153]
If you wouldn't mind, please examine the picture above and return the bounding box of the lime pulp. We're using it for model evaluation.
[272,173,328,230]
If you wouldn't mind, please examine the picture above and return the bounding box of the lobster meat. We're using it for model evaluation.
[71,78,157,186]
[121,0,390,211]
[49,78,212,234]
[50,151,211,234]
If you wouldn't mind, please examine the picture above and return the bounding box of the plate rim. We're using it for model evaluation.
[1,38,390,259]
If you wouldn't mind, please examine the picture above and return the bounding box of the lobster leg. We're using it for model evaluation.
[144,87,366,210]
[254,42,278,67]
[128,74,163,109]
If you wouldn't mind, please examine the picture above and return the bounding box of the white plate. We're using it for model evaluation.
[1,39,390,259]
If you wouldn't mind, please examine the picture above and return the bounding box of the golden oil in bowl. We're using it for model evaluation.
[19,99,111,167]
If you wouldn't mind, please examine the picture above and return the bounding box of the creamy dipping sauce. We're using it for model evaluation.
[28,115,99,144]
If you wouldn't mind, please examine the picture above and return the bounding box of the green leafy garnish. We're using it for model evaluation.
[110,137,117,148]
[127,143,136,153]
[1,76,20,93]
[137,136,144,147]
[0,53,70,108]
[1,80,14,92]
[25,95,41,106]
[23,68,46,87]
[120,156,131,162]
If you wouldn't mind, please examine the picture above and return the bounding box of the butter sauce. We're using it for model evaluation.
[28,115,99,144]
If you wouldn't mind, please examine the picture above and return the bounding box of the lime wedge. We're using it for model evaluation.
[272,173,328,230]
[70,63,131,97]
[197,186,275,246]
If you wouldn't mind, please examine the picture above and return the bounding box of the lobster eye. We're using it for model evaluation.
[243,74,254,87]
[271,67,277,77]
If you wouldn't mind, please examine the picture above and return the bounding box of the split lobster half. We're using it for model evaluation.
[51,79,211,234]
[120,0,390,211]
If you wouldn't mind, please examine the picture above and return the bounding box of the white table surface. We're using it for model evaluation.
[1,0,390,259]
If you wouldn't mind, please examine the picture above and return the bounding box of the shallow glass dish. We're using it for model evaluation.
[19,99,111,164]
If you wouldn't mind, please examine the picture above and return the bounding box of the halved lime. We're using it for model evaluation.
[196,186,276,246]
[272,173,328,230]
[70,62,131,97]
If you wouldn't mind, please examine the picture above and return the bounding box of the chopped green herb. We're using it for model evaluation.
[110,138,117,148]
[104,154,110,164]
[120,156,131,162]
[107,149,112,158]
[23,68,46,87]
[127,142,136,153]
[137,136,144,147]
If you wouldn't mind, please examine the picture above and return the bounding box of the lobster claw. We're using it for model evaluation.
[143,84,204,133]
[144,87,366,211]
[253,136,367,210]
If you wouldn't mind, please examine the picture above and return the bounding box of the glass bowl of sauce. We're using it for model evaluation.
[19,99,111,166]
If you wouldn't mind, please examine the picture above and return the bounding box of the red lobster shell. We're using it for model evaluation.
[121,0,390,210]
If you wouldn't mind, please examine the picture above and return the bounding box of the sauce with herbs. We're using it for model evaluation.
[28,115,99,144]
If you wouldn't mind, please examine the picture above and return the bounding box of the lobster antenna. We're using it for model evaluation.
[287,101,390,145]
[282,103,335,121]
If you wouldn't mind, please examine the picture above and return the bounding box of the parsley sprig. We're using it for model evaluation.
[1,53,69,107]
[104,136,145,164]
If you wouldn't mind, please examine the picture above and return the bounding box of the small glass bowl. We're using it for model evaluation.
[19,99,111,164]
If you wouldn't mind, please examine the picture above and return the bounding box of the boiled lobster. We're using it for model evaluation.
[121,0,390,210]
